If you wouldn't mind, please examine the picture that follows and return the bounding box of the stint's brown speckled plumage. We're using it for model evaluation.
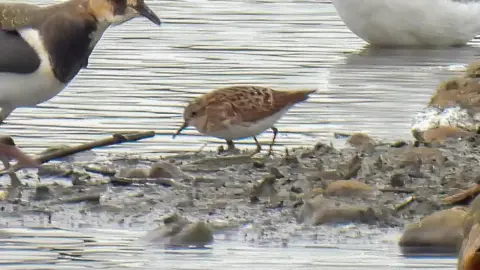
[174,85,316,154]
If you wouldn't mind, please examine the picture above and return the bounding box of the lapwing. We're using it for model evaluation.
[0,0,161,123]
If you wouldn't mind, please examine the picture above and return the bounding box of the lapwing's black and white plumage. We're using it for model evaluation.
[0,0,161,122]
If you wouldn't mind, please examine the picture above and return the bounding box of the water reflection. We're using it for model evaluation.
[0,227,457,269]
[325,45,478,141]
[0,1,473,268]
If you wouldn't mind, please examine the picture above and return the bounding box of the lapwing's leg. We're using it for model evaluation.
[267,127,278,156]
[253,137,262,153]
[0,156,21,187]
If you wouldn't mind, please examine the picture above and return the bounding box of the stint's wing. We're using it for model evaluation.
[204,85,314,123]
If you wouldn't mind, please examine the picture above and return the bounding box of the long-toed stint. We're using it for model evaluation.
[173,85,316,155]
[0,0,161,123]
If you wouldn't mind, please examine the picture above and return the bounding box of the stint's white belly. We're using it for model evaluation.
[0,28,66,108]
[204,108,289,140]
[332,0,480,46]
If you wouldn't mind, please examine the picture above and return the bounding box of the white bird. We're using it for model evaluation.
[331,0,480,47]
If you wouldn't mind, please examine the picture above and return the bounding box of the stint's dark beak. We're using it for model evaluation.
[135,3,161,26]
[172,122,188,139]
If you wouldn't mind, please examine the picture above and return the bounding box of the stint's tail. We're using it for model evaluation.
[273,88,317,107]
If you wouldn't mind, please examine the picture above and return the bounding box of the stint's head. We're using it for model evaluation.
[88,0,161,26]
[172,100,207,138]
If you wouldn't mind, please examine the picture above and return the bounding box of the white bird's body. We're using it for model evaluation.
[332,0,480,46]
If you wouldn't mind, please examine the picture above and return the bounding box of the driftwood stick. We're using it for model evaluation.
[442,184,480,205]
[0,131,155,176]
[394,195,416,211]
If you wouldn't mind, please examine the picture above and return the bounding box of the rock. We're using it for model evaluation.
[303,188,324,199]
[307,170,343,182]
[398,207,467,253]
[297,195,378,225]
[428,77,480,110]
[458,195,480,269]
[250,175,277,199]
[33,185,54,201]
[71,172,91,186]
[0,190,8,201]
[390,141,408,148]
[325,180,374,197]
[337,154,363,179]
[269,167,285,179]
[465,61,480,78]
[282,153,299,166]
[37,164,73,178]
[390,173,409,187]
[401,147,445,167]
[420,127,474,144]
[347,133,376,152]
[253,161,265,169]
[84,164,116,176]
[411,66,480,138]
[117,167,150,179]
[143,213,213,247]
[150,161,194,181]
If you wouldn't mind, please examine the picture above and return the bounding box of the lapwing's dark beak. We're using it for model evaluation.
[172,122,188,139]
[135,3,161,25]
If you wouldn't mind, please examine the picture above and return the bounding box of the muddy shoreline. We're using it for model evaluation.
[0,132,476,249]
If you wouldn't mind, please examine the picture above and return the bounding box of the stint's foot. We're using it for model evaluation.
[217,145,240,155]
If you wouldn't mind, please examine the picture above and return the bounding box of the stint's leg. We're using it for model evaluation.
[253,137,262,153]
[268,127,278,156]
[226,140,236,152]
[218,140,239,154]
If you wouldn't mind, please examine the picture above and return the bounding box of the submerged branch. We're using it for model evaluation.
[0,131,156,176]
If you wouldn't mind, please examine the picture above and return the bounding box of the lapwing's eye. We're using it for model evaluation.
[191,111,197,117]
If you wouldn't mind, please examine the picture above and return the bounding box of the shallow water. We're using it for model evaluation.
[0,0,469,268]
[4,0,477,156]
[0,226,457,270]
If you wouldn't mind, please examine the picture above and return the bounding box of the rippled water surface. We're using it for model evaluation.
[0,0,470,268]
[0,227,457,269]
[5,0,478,155]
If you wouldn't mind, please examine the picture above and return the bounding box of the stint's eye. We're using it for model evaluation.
[191,112,197,117]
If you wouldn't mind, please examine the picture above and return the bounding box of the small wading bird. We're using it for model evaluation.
[0,0,161,123]
[173,85,316,155]
[458,195,480,270]
[331,0,480,47]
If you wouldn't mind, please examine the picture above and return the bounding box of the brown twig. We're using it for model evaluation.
[394,195,416,211]
[442,184,480,205]
[0,131,155,176]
